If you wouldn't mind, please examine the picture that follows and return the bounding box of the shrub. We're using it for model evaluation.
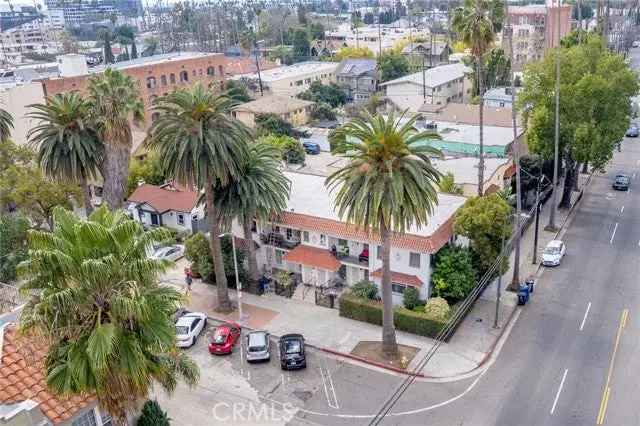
[259,134,306,164]
[351,280,378,300]
[137,400,170,426]
[184,232,246,285]
[402,286,420,310]
[431,245,477,303]
[422,297,451,322]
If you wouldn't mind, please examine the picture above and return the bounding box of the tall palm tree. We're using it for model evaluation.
[18,206,199,423]
[148,84,250,312]
[326,112,442,356]
[214,142,290,290]
[0,107,13,141]
[452,0,504,196]
[87,68,144,210]
[27,93,103,217]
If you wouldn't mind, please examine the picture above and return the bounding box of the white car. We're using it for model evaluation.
[150,244,185,262]
[175,312,207,348]
[542,240,566,267]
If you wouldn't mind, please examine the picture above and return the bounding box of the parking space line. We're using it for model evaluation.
[610,223,618,244]
[550,369,568,415]
[621,205,625,214]
[319,365,340,409]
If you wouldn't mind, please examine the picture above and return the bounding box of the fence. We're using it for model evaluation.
[0,282,24,315]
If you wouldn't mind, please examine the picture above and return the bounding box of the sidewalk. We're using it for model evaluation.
[160,175,590,380]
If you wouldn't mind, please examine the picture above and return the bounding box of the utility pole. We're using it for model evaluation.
[494,234,505,329]
[422,53,426,101]
[532,168,542,264]
[377,0,382,56]
[546,0,561,231]
[254,37,264,97]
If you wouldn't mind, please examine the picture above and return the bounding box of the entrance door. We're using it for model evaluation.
[150,213,160,226]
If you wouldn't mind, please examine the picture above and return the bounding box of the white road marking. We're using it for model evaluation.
[550,369,569,415]
[610,223,618,244]
[579,302,592,331]
[621,205,625,214]
[319,366,339,409]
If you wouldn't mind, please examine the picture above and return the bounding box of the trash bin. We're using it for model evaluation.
[518,282,530,305]
[525,278,535,294]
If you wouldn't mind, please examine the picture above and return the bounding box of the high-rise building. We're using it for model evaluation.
[0,4,41,31]
[44,0,142,26]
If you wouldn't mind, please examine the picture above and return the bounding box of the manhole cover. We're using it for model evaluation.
[293,389,313,402]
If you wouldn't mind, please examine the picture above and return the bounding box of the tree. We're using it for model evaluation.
[311,102,337,121]
[453,194,512,275]
[214,142,289,289]
[137,400,170,426]
[292,29,310,61]
[438,172,463,195]
[363,12,375,24]
[184,232,247,285]
[127,152,166,195]
[0,107,12,142]
[452,0,504,196]
[335,46,374,60]
[142,36,159,57]
[87,68,144,210]
[27,93,103,216]
[432,245,477,303]
[297,4,307,24]
[0,213,29,283]
[224,80,252,103]
[131,40,139,59]
[259,134,305,164]
[297,81,347,107]
[326,112,442,357]
[377,51,410,82]
[467,48,511,94]
[99,29,115,64]
[18,207,199,423]
[402,286,421,309]
[255,113,296,137]
[148,85,250,312]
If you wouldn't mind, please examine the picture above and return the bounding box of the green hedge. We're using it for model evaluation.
[339,294,448,338]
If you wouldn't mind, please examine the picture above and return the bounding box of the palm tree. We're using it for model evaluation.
[27,93,103,217]
[87,68,144,210]
[18,206,199,423]
[452,0,504,196]
[0,107,13,141]
[148,84,250,312]
[214,142,290,290]
[326,112,442,356]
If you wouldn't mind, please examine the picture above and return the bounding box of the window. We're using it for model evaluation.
[160,75,167,86]
[338,238,348,247]
[198,69,203,75]
[170,73,176,84]
[180,70,189,82]
[146,76,156,89]
[72,409,97,426]
[190,317,201,331]
[319,234,326,246]
[391,283,406,295]
[409,252,421,268]
[219,65,224,76]
[207,66,215,76]
[295,80,303,86]
[303,231,309,242]
[275,249,284,265]
[177,213,185,226]
[286,228,293,240]
[377,245,382,260]
[151,112,160,122]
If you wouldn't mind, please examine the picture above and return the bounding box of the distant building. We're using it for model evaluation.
[44,0,142,26]
[233,61,339,97]
[0,81,46,146]
[401,41,451,69]
[325,23,430,53]
[231,95,315,128]
[0,4,41,31]
[224,56,278,78]
[484,86,519,108]
[335,58,378,102]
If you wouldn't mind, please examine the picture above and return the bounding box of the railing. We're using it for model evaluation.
[259,232,301,250]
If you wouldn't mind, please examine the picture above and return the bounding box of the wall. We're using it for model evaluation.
[127,203,195,232]
[233,106,310,129]
[263,67,338,97]
[0,82,46,146]
[384,77,466,112]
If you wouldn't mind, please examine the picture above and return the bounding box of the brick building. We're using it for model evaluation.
[40,52,228,126]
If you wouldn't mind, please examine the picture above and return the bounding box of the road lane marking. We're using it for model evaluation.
[319,365,339,409]
[596,308,629,425]
[621,205,625,214]
[579,302,592,331]
[550,369,568,415]
[610,223,618,244]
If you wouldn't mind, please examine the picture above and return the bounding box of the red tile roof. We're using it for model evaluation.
[0,324,94,424]
[371,269,424,287]
[225,57,278,76]
[277,212,454,254]
[127,183,199,213]
[283,245,341,271]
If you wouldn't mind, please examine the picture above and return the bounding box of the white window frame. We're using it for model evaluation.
[303,231,309,242]
[177,213,185,226]
[409,252,421,268]
[391,283,406,295]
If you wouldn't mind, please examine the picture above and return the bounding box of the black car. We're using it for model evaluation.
[279,334,306,370]
[613,174,630,191]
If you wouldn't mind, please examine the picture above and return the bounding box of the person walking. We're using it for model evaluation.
[185,267,193,293]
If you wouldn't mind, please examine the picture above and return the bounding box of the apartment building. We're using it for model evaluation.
[44,0,142,26]
[504,0,572,71]
[234,171,466,305]
[232,95,315,128]
[0,24,57,64]
[233,61,339,97]
[335,58,378,102]
[325,23,430,53]
[40,52,227,126]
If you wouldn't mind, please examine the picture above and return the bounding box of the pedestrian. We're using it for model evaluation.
[185,267,193,293]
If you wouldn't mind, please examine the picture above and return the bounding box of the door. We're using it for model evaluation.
[150,213,159,226]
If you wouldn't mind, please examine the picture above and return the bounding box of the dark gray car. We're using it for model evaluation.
[613,174,630,191]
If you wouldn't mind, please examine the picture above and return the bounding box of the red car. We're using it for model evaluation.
[208,322,241,355]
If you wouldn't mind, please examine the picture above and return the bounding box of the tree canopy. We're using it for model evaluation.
[334,46,375,60]
[377,51,410,82]
[297,81,347,108]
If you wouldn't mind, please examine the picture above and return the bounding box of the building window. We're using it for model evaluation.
[295,80,303,86]
[198,69,203,75]
[207,66,215,76]
[409,252,421,268]
[180,71,189,82]
[151,112,160,122]
[303,231,309,242]
[160,75,167,86]
[218,65,224,75]
[286,228,293,240]
[319,234,326,246]
[170,73,176,84]
[146,76,156,89]
[275,249,284,265]
[377,246,382,260]
[177,213,185,225]
[72,409,98,426]
[391,283,406,295]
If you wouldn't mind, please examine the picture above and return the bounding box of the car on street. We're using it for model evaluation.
[279,333,306,370]
[208,322,241,355]
[176,312,207,348]
[613,174,630,191]
[150,244,185,261]
[626,124,639,137]
[303,141,321,155]
[245,331,271,362]
[542,240,566,267]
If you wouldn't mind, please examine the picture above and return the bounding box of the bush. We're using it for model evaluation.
[422,297,451,322]
[310,102,337,121]
[339,292,447,338]
[431,245,477,303]
[0,213,29,283]
[184,232,247,285]
[351,280,379,300]
[137,400,170,426]
[402,286,420,310]
[259,134,306,164]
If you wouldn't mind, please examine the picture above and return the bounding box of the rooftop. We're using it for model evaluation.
[336,59,377,77]
[380,63,471,88]
[484,87,518,103]
[508,5,548,14]
[432,156,511,184]
[232,95,315,115]
[418,102,521,128]
[235,61,339,82]
[127,183,199,213]
[224,56,279,76]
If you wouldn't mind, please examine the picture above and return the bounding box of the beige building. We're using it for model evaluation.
[233,61,339,97]
[0,81,46,146]
[232,95,315,128]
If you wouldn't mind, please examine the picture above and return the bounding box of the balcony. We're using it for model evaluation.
[329,244,370,268]
[260,232,300,250]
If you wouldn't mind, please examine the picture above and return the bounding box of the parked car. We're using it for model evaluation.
[303,141,321,155]
[208,322,241,355]
[175,312,207,348]
[245,331,271,362]
[150,244,185,261]
[279,334,306,370]
[542,240,566,267]
[613,174,630,191]
[626,124,639,137]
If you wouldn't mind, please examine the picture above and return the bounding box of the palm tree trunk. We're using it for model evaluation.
[102,142,130,210]
[242,217,259,291]
[81,173,93,217]
[477,58,485,196]
[380,221,398,357]
[205,175,231,312]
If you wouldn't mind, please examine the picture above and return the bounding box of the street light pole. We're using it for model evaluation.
[547,0,561,231]
[532,173,542,264]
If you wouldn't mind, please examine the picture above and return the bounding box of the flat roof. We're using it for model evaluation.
[380,63,472,88]
[235,61,339,82]
[88,52,222,74]
[233,95,314,115]
[283,171,466,238]
[432,157,511,185]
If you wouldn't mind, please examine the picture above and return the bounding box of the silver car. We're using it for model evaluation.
[245,331,271,362]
